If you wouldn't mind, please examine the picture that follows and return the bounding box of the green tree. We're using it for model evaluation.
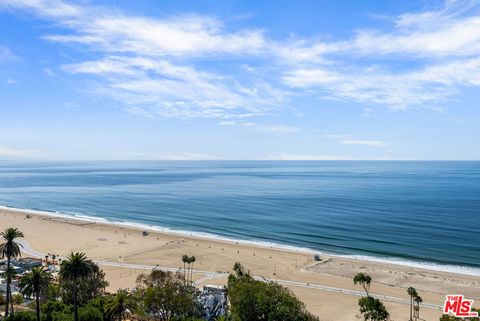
[407,287,418,321]
[105,289,137,321]
[353,273,372,297]
[45,283,62,302]
[182,255,189,285]
[40,300,73,321]
[135,269,199,321]
[189,256,196,285]
[4,311,36,321]
[0,227,24,318]
[227,263,319,321]
[59,252,94,321]
[19,266,53,321]
[358,296,390,321]
[60,262,108,306]
[4,267,17,314]
[39,301,103,321]
[78,306,103,321]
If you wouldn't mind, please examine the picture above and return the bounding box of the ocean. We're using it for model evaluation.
[0,161,479,275]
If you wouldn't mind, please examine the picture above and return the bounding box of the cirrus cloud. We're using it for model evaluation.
[2,0,480,118]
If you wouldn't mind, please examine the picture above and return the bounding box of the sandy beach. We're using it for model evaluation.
[1,207,478,321]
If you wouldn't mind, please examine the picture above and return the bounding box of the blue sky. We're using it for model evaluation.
[0,0,479,160]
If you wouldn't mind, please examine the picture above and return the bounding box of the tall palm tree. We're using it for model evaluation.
[414,295,422,321]
[407,287,418,321]
[59,252,94,321]
[0,227,24,317]
[182,255,189,285]
[353,272,372,297]
[19,267,53,321]
[189,256,196,285]
[105,289,136,321]
[4,267,17,315]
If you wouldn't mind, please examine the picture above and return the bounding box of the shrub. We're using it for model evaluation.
[41,300,73,321]
[78,306,103,321]
[12,293,24,304]
[4,311,36,321]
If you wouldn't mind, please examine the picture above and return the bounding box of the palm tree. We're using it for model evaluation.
[4,267,17,315]
[182,255,189,285]
[189,256,196,285]
[19,267,53,321]
[414,295,422,321]
[353,272,372,297]
[0,227,24,317]
[59,252,94,321]
[407,287,418,321]
[105,289,136,321]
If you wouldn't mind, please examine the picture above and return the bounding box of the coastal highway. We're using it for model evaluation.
[17,238,443,311]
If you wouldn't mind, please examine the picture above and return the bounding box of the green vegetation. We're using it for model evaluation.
[59,258,108,306]
[181,255,196,286]
[414,295,422,320]
[439,309,479,321]
[358,296,389,321]
[3,226,463,321]
[353,272,372,297]
[1,227,24,318]
[58,252,96,321]
[227,262,319,321]
[19,267,54,321]
[407,287,418,321]
[4,311,36,321]
[2,255,320,321]
[104,289,136,321]
[135,269,200,320]
[11,293,23,305]
[353,273,389,321]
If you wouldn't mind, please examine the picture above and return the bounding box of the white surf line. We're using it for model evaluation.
[17,239,442,310]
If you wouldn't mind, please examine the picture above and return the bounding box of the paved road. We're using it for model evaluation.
[17,239,443,310]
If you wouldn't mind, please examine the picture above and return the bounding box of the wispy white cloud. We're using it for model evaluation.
[0,0,284,119]
[240,122,299,135]
[42,13,267,57]
[2,0,480,116]
[0,45,15,62]
[155,152,223,161]
[0,0,83,18]
[63,55,286,118]
[110,151,223,160]
[0,146,40,158]
[280,1,480,109]
[43,68,56,77]
[282,59,480,109]
[217,121,299,134]
[262,153,357,161]
[340,139,387,147]
[262,152,415,160]
[351,1,480,57]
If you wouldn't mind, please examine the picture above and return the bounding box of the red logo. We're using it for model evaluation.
[443,295,478,317]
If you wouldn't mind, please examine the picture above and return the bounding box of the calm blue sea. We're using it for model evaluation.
[0,161,479,273]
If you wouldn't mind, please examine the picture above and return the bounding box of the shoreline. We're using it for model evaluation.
[2,205,479,320]
[1,204,479,277]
